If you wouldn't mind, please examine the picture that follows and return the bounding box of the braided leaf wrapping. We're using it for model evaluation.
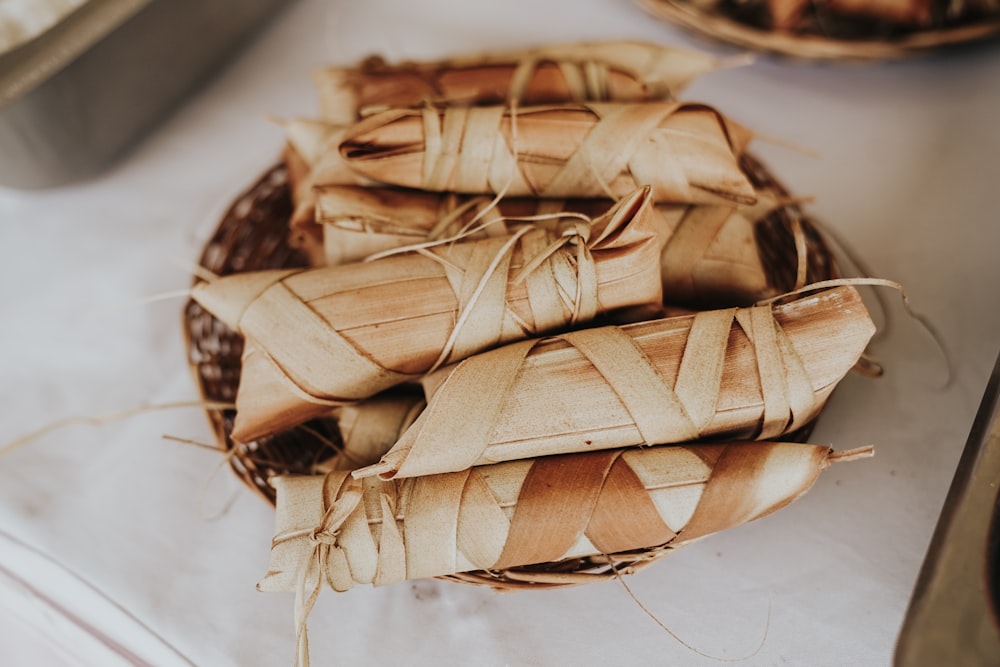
[261,441,837,593]
[307,185,610,266]
[338,102,755,204]
[304,183,792,307]
[314,40,721,123]
[192,188,666,442]
[356,286,874,480]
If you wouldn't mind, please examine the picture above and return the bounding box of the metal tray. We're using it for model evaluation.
[896,350,1000,666]
[0,0,288,188]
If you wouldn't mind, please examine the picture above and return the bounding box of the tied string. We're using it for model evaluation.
[360,113,605,378]
[272,477,364,667]
[273,442,846,666]
[424,219,600,374]
[362,205,596,265]
[509,219,597,324]
[313,443,836,574]
[1,400,234,458]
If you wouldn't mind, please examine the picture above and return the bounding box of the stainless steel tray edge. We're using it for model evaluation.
[0,0,290,188]
[895,350,1000,666]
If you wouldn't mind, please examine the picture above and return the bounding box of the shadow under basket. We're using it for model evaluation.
[182,155,839,590]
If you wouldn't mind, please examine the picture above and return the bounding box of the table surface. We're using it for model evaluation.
[1,1,999,665]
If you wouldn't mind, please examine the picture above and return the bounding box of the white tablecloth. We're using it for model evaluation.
[2,1,999,665]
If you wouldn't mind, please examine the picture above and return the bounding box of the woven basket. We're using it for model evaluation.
[640,0,1000,59]
[183,154,839,590]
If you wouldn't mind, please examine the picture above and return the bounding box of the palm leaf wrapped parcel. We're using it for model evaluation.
[260,441,857,592]
[356,285,875,480]
[192,187,667,442]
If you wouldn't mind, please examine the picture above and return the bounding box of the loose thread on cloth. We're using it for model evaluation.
[78,258,220,320]
[170,257,219,284]
[608,557,772,663]
[1,400,235,458]
[76,288,192,321]
[162,434,246,522]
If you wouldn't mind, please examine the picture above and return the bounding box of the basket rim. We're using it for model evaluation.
[639,0,1000,60]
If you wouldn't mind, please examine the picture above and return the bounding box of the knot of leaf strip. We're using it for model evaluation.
[559,221,589,245]
[309,528,339,547]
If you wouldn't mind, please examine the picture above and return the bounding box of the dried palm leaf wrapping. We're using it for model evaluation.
[283,119,373,231]
[315,389,426,473]
[292,40,724,236]
[191,187,666,443]
[282,116,586,244]
[314,40,721,123]
[657,189,779,306]
[260,441,854,595]
[305,182,795,307]
[305,186,610,266]
[338,102,756,204]
[355,286,874,481]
